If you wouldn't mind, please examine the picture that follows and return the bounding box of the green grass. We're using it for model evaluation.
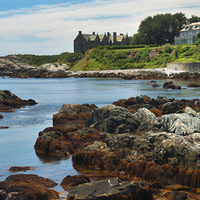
[16,52,85,67]
[71,44,200,71]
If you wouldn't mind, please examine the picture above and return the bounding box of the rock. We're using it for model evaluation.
[184,106,197,117]
[67,177,153,200]
[53,103,97,129]
[85,104,140,134]
[187,83,200,87]
[39,130,61,142]
[39,63,70,72]
[6,174,58,188]
[163,191,187,200]
[0,115,3,119]
[61,175,90,191]
[161,101,178,114]
[132,107,156,123]
[163,81,181,89]
[9,166,35,172]
[82,141,111,154]
[152,83,159,87]
[159,113,200,135]
[0,90,37,112]
[0,126,9,129]
[0,180,59,200]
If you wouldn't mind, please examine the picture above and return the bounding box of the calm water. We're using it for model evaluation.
[0,77,200,195]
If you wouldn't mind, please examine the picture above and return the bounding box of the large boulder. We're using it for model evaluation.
[85,104,140,134]
[68,177,153,200]
[53,103,97,129]
[158,112,200,136]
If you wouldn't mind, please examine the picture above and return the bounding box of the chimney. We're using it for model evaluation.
[113,32,117,44]
[93,32,95,35]
[79,31,82,34]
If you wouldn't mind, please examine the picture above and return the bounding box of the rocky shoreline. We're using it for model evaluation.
[1,55,200,79]
[31,94,200,199]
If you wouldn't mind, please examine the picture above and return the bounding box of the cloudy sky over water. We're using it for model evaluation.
[0,0,200,56]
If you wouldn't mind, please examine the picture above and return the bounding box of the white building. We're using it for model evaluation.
[174,22,200,45]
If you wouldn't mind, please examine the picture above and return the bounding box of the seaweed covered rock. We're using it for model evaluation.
[0,174,58,200]
[0,90,37,112]
[61,175,90,191]
[68,177,153,200]
[53,103,97,130]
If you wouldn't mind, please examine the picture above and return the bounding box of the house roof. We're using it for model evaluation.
[82,34,97,41]
[81,32,127,42]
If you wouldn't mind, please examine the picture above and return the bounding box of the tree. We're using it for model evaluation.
[131,12,186,45]
[188,15,200,23]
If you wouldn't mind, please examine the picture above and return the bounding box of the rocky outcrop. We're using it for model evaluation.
[85,104,140,134]
[0,90,37,112]
[163,81,181,89]
[34,95,200,199]
[0,174,59,200]
[0,55,71,78]
[68,177,153,200]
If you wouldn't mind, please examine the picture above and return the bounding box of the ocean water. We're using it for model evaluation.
[0,77,200,196]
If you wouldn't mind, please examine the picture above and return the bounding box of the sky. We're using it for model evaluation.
[0,0,200,56]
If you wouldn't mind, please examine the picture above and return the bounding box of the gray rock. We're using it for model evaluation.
[68,178,151,200]
[0,90,17,101]
[86,104,140,134]
[132,108,156,123]
[184,106,197,117]
[38,63,70,72]
[160,113,200,135]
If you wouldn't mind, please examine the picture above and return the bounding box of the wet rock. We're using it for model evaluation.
[0,90,37,112]
[53,103,97,129]
[61,175,90,191]
[187,83,200,87]
[0,126,9,129]
[152,83,159,87]
[6,174,58,188]
[0,180,59,200]
[9,166,35,172]
[163,81,181,89]
[68,177,153,200]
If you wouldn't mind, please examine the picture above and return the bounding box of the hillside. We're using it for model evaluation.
[15,52,85,67]
[71,44,200,71]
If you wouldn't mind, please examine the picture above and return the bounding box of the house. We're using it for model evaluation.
[174,22,200,45]
[74,31,130,52]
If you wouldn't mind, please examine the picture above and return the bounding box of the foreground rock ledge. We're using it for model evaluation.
[34,95,200,199]
[68,177,152,200]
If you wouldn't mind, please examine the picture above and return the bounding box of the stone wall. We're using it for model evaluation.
[167,63,200,72]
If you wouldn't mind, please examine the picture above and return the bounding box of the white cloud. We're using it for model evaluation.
[0,0,200,56]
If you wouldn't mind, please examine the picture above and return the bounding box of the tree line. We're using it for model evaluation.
[131,13,200,45]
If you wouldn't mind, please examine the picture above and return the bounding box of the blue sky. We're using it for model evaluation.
[0,0,200,56]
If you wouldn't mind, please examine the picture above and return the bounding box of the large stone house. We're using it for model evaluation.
[174,22,200,45]
[74,31,130,52]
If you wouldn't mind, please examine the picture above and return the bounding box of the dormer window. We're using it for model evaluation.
[194,26,196,29]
